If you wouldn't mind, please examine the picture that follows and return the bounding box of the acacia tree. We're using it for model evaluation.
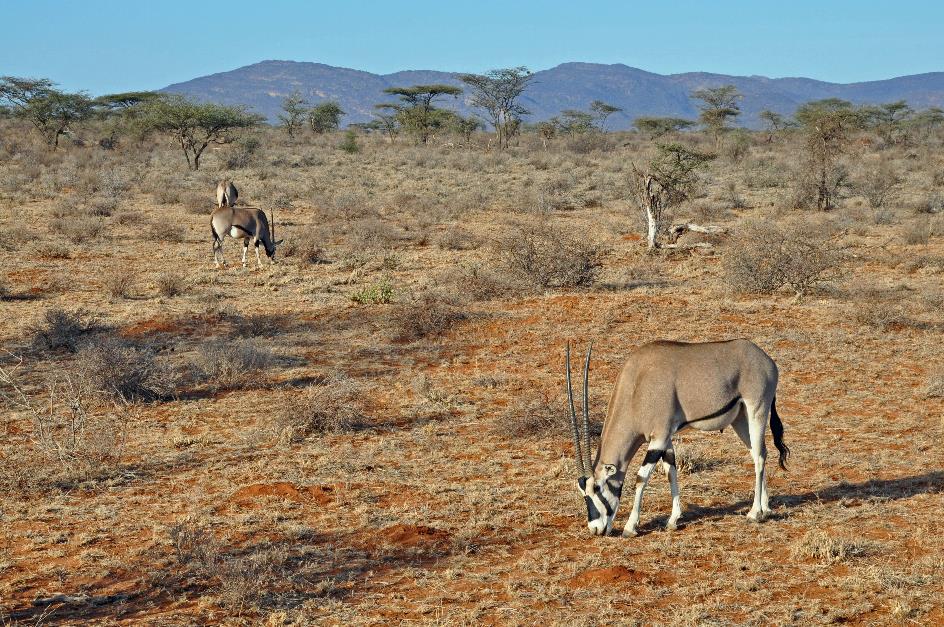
[631,143,715,251]
[861,100,914,145]
[371,107,401,142]
[93,91,159,147]
[794,98,861,211]
[556,110,595,137]
[632,116,695,138]
[910,107,944,139]
[536,120,556,150]
[380,84,461,144]
[308,101,345,134]
[278,91,309,138]
[139,95,263,170]
[590,100,622,131]
[457,67,532,150]
[691,84,742,144]
[0,76,93,148]
[451,115,483,147]
[758,109,789,143]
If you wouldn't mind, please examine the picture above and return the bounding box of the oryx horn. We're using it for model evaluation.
[566,342,587,477]
[582,342,593,474]
[269,210,275,243]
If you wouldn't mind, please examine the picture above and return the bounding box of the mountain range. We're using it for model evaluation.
[161,60,944,130]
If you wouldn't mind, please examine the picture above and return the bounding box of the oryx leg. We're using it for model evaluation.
[623,443,667,537]
[213,239,225,268]
[241,239,249,267]
[664,447,682,531]
[253,240,263,268]
[733,404,770,521]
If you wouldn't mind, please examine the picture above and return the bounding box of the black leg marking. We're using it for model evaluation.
[663,449,676,467]
[642,449,665,466]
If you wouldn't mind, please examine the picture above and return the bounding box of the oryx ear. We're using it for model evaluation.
[602,464,617,478]
[275,239,284,245]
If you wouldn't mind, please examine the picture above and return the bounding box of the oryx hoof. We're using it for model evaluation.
[666,520,679,532]
[622,527,639,538]
[746,510,766,523]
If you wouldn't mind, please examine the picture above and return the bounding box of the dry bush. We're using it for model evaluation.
[50,215,106,243]
[75,336,177,402]
[537,174,581,211]
[328,190,374,222]
[114,211,147,226]
[105,268,137,299]
[156,272,187,297]
[182,189,213,215]
[27,308,98,353]
[435,225,479,251]
[349,217,401,250]
[281,233,326,264]
[192,339,275,389]
[856,163,902,209]
[902,218,930,245]
[852,300,929,331]
[439,263,519,302]
[0,362,127,490]
[273,374,369,441]
[153,186,180,205]
[723,219,843,294]
[496,223,604,289]
[169,519,286,612]
[391,292,468,342]
[498,392,568,438]
[914,193,944,215]
[791,530,869,564]
[28,239,71,260]
[924,372,944,398]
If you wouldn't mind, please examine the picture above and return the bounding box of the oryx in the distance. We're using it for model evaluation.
[216,179,238,208]
[566,339,790,537]
[211,205,281,268]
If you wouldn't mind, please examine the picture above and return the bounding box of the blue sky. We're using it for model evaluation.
[1,1,941,95]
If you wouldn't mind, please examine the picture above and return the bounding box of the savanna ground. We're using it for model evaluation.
[0,121,943,626]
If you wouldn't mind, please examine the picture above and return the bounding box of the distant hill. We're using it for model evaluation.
[161,60,944,129]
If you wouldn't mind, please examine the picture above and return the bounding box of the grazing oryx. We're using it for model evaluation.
[216,179,238,208]
[566,339,789,537]
[211,206,282,268]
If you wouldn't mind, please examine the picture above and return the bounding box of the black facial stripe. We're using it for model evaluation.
[577,476,588,492]
[643,449,665,466]
[584,496,601,521]
[606,479,623,500]
[664,449,676,467]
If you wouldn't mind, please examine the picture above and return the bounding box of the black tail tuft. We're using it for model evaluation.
[770,397,790,471]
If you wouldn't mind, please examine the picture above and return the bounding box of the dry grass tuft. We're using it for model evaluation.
[924,372,944,398]
[791,530,869,564]
[391,292,468,342]
[192,339,275,389]
[273,373,369,441]
[155,271,187,297]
